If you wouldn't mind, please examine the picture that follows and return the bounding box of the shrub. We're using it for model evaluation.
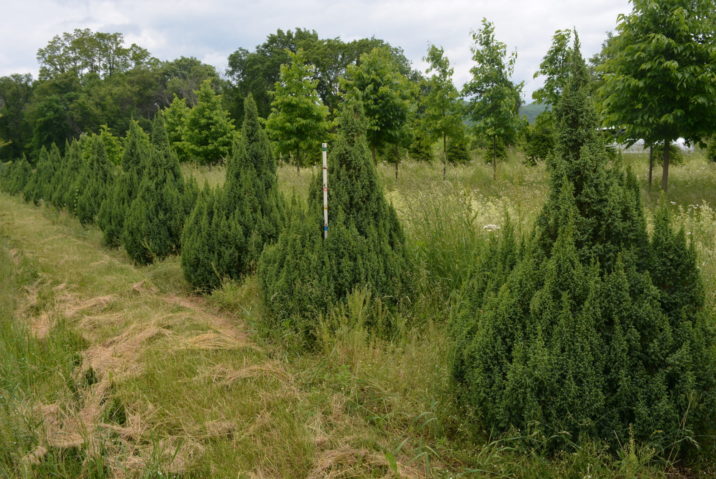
[259,97,410,344]
[181,94,281,288]
[453,38,715,455]
[122,114,188,264]
[98,121,151,247]
[0,157,31,195]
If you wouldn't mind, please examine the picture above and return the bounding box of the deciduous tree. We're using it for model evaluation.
[598,0,716,191]
[463,19,522,179]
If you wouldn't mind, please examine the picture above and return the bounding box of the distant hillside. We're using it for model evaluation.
[519,102,549,124]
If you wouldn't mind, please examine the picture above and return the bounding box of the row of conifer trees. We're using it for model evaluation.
[0,113,196,265]
[0,41,713,459]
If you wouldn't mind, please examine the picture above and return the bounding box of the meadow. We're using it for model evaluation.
[1,149,715,478]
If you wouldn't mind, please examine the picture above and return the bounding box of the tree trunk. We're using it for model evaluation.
[296,149,300,175]
[442,133,447,180]
[661,141,670,192]
[395,160,399,180]
[371,146,377,164]
[648,146,654,190]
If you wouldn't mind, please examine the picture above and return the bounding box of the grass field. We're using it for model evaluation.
[1,150,715,477]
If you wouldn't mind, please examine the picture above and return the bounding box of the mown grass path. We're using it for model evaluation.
[0,193,318,477]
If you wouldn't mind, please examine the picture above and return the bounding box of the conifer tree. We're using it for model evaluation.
[23,146,50,205]
[0,156,31,195]
[181,95,282,289]
[51,138,84,209]
[73,135,114,225]
[259,97,410,342]
[98,121,151,247]
[123,114,187,264]
[453,35,714,455]
[184,79,235,165]
[180,185,223,291]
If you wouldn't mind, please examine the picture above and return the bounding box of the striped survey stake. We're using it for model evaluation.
[322,143,328,239]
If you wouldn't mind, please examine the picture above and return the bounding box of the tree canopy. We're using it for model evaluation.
[598,0,716,191]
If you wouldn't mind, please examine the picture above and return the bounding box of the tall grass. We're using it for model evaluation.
[1,149,714,477]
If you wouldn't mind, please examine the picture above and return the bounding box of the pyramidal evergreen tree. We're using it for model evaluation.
[98,121,152,247]
[122,113,187,265]
[52,138,84,209]
[181,94,281,290]
[0,156,31,195]
[453,35,714,455]
[23,146,50,205]
[259,96,410,342]
[46,140,71,208]
[72,135,114,225]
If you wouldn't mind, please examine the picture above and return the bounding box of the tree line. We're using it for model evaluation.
[2,1,714,187]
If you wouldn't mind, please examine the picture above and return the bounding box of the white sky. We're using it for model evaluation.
[1,0,630,100]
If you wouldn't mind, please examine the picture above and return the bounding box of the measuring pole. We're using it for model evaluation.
[322,143,328,239]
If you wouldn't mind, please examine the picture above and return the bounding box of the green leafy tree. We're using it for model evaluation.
[598,0,716,191]
[533,29,573,107]
[259,98,410,343]
[37,29,153,80]
[453,37,714,456]
[266,50,329,172]
[182,79,235,165]
[122,114,187,264]
[0,74,34,161]
[98,121,151,247]
[226,28,412,118]
[163,95,191,162]
[182,95,282,290]
[422,45,464,178]
[342,47,413,163]
[526,29,575,164]
[159,56,220,106]
[463,19,523,179]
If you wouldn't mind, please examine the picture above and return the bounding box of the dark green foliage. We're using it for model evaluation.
[524,111,555,165]
[122,115,187,264]
[446,127,470,166]
[23,145,62,205]
[180,186,223,291]
[50,139,83,209]
[23,147,50,205]
[708,137,716,162]
[453,37,714,456]
[0,157,31,195]
[73,135,114,225]
[181,95,282,289]
[259,98,410,343]
[407,130,433,163]
[98,121,151,247]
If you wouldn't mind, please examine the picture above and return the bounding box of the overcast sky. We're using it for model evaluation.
[1,0,630,100]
